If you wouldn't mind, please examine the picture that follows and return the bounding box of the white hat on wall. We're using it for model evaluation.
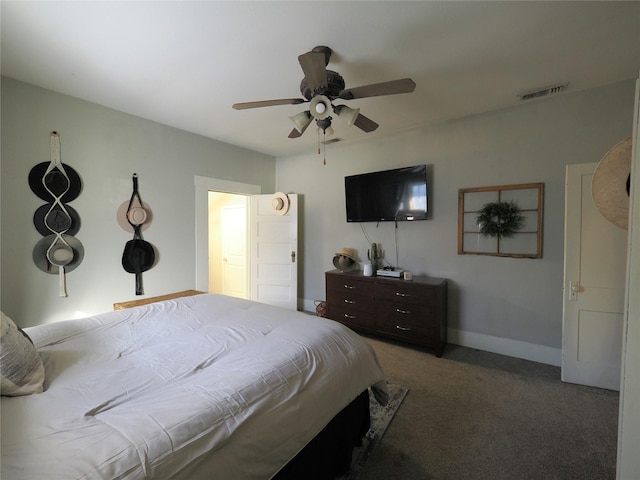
[271,192,290,216]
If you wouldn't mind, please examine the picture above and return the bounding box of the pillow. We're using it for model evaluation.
[1,311,45,396]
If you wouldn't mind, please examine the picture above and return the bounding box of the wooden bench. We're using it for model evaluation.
[113,290,205,310]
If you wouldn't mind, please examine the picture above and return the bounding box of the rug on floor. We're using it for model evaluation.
[337,382,409,480]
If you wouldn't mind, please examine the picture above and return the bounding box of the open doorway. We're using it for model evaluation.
[194,175,261,295]
[194,176,298,310]
[208,192,249,299]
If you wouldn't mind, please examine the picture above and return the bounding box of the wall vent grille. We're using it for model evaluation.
[519,83,568,101]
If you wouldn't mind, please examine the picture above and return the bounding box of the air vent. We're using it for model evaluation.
[519,83,568,101]
[322,138,342,145]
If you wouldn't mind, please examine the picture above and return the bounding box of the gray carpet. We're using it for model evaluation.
[356,337,620,480]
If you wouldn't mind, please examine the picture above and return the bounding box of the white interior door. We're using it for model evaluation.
[562,163,628,390]
[221,204,247,298]
[250,194,298,310]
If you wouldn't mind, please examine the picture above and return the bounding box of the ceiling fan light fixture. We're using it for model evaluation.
[309,95,332,120]
[317,126,334,136]
[334,105,360,127]
[289,110,312,133]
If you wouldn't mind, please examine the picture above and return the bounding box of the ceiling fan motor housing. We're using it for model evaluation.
[300,70,345,100]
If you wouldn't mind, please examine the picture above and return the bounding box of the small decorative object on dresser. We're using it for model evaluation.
[367,242,383,271]
[332,247,358,272]
[325,270,447,357]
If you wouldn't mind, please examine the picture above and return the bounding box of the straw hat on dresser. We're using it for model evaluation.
[333,247,357,271]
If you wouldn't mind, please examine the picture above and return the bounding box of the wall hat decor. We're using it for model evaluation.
[116,200,153,233]
[271,192,290,216]
[28,159,82,202]
[33,203,81,237]
[592,136,631,230]
[121,174,156,295]
[29,132,83,297]
[32,235,84,274]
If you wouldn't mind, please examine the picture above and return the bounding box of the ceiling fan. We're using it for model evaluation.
[232,46,416,139]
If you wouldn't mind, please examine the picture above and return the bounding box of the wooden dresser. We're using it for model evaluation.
[325,270,447,357]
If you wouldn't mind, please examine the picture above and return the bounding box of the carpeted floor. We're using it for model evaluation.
[356,336,620,480]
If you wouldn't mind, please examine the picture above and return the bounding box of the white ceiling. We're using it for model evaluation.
[2,1,639,158]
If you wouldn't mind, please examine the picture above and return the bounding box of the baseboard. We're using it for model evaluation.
[301,299,561,367]
[448,328,562,367]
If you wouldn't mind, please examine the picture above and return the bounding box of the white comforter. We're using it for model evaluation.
[1,294,386,480]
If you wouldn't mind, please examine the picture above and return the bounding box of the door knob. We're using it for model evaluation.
[569,281,580,301]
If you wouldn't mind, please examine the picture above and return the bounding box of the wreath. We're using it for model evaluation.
[476,201,523,238]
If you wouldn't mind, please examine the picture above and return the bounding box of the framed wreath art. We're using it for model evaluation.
[458,183,544,258]
[476,201,523,238]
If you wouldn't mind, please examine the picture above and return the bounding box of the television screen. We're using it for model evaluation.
[345,165,428,222]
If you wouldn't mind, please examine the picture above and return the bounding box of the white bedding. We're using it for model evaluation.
[1,294,386,480]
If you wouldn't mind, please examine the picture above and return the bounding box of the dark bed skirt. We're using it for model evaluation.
[273,389,371,480]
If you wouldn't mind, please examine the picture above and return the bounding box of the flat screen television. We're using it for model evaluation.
[345,164,428,222]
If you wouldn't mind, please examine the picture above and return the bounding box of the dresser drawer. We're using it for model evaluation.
[377,302,438,329]
[385,323,440,347]
[375,282,437,308]
[327,275,375,299]
[330,304,376,329]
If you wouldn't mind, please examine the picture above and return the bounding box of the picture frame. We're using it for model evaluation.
[457,183,544,258]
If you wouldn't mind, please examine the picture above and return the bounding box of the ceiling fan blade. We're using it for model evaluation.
[339,78,416,100]
[288,128,303,139]
[353,113,379,133]
[298,51,328,93]
[232,98,306,110]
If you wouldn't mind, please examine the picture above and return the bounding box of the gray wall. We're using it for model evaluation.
[1,77,275,326]
[2,77,635,365]
[276,79,636,364]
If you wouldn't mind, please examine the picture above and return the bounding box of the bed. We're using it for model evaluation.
[1,293,387,479]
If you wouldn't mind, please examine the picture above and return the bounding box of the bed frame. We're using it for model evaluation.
[275,389,370,479]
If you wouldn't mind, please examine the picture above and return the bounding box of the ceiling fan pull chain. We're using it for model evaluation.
[323,130,327,165]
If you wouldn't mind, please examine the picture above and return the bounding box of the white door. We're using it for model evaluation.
[562,163,628,390]
[249,194,298,310]
[221,204,247,298]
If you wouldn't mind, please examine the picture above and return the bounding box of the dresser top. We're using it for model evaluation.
[326,269,447,287]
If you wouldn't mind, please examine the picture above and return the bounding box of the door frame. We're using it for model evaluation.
[616,76,640,479]
[194,176,260,292]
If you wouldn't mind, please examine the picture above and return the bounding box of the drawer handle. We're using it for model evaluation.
[344,299,355,304]
[395,292,411,297]
[396,325,412,331]
[396,308,411,314]
[344,314,357,319]
[344,284,355,289]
